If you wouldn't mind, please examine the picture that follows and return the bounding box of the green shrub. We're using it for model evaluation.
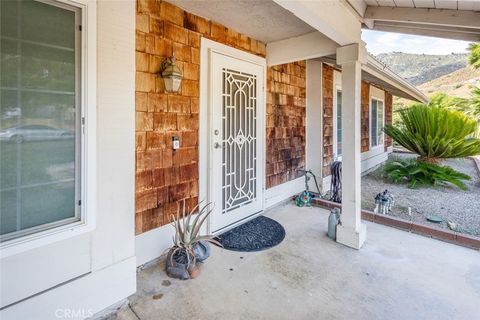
[384,105,480,163]
[429,89,480,137]
[384,158,471,190]
[469,43,480,69]
[468,87,480,136]
[428,92,467,110]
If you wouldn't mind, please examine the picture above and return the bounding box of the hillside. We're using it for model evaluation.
[375,52,469,85]
[418,66,480,98]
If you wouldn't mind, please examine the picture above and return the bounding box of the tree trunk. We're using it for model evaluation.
[417,156,440,165]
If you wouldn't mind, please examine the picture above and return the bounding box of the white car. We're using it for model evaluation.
[0,125,74,143]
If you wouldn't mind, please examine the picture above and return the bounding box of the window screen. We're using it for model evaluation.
[370,99,384,147]
[0,0,81,241]
[336,90,342,157]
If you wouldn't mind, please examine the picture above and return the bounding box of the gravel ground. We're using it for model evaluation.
[361,153,480,237]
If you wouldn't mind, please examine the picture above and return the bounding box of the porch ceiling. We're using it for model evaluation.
[347,0,480,41]
[166,0,315,43]
[362,0,480,11]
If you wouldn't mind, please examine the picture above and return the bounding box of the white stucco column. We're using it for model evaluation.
[336,43,367,249]
[306,60,323,191]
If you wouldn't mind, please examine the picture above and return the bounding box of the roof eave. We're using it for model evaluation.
[364,54,428,103]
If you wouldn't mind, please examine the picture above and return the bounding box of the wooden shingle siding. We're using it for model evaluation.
[384,91,393,150]
[322,64,334,177]
[266,61,307,189]
[135,0,303,234]
[361,81,370,153]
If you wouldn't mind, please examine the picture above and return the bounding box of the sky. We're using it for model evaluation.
[362,30,472,55]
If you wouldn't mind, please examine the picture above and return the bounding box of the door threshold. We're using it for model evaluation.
[213,210,263,235]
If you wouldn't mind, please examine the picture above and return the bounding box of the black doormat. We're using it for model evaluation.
[216,216,286,252]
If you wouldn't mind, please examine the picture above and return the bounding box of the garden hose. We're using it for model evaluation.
[330,161,342,203]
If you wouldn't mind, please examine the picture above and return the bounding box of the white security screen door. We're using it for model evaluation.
[210,51,264,232]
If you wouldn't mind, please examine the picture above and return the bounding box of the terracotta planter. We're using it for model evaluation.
[187,264,201,279]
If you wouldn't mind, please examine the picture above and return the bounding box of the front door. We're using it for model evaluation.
[210,51,264,232]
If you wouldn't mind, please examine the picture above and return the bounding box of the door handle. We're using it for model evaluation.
[214,142,223,149]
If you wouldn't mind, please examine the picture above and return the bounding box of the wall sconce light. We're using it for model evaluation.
[160,55,182,93]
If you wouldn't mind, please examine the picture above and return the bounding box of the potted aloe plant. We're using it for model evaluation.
[165,201,221,280]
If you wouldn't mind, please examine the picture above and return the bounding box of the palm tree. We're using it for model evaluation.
[469,43,480,69]
[384,104,480,163]
[467,44,480,134]
[426,90,480,137]
[469,87,480,120]
[426,92,467,110]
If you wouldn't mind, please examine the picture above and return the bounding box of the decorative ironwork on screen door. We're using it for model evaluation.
[222,68,257,213]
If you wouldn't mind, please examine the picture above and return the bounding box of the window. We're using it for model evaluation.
[0,0,81,242]
[370,98,384,147]
[334,90,342,158]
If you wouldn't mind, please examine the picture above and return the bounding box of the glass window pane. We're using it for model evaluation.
[21,0,76,48]
[370,100,377,146]
[21,42,76,91]
[377,101,384,145]
[0,39,19,88]
[21,182,76,230]
[336,91,342,156]
[0,190,18,235]
[0,0,18,38]
[0,0,80,241]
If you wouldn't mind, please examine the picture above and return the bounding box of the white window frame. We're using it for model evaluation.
[333,87,342,161]
[369,97,385,149]
[0,0,96,258]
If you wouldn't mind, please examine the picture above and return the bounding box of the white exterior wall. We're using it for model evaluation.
[0,1,137,318]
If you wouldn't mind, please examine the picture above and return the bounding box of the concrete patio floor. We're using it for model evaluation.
[106,203,480,320]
